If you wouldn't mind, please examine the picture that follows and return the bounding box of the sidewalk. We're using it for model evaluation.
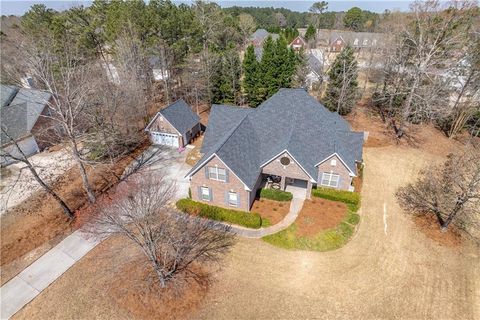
[225,198,304,238]
[0,231,99,319]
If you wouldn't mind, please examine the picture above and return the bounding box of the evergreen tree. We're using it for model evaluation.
[242,44,259,106]
[304,24,316,42]
[323,45,358,115]
[258,35,276,103]
[212,48,241,104]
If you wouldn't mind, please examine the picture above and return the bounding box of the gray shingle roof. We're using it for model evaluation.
[250,29,280,44]
[308,53,323,76]
[1,85,51,146]
[155,99,200,135]
[187,89,363,189]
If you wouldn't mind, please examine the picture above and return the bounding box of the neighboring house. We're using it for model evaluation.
[316,30,385,52]
[289,36,307,51]
[1,84,53,165]
[306,53,324,88]
[185,89,364,211]
[145,99,201,148]
[148,56,170,81]
[249,29,279,47]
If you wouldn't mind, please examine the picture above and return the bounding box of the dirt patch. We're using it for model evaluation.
[412,214,463,247]
[199,109,210,126]
[296,198,347,237]
[14,236,208,319]
[110,260,209,320]
[252,198,290,225]
[186,135,204,166]
[0,144,149,281]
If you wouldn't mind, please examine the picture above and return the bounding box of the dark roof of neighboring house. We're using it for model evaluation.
[188,89,364,189]
[308,54,323,76]
[254,47,263,60]
[250,29,280,45]
[0,84,51,146]
[148,99,200,135]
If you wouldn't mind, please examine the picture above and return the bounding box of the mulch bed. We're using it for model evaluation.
[251,198,290,225]
[296,198,347,237]
[413,214,463,247]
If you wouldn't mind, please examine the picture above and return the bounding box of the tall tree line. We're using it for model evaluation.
[243,36,298,107]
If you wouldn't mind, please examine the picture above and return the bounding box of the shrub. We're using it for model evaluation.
[259,188,293,201]
[176,199,263,229]
[312,187,360,206]
[346,212,360,225]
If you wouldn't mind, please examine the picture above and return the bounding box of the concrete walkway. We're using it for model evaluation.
[0,231,99,319]
[225,198,304,238]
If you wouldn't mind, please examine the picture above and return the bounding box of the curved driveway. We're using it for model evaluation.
[192,146,480,320]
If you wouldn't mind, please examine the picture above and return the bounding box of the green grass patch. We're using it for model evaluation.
[312,187,360,207]
[259,188,293,201]
[176,199,264,229]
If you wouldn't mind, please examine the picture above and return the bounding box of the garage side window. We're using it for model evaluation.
[207,167,227,182]
[321,172,340,188]
[200,187,211,201]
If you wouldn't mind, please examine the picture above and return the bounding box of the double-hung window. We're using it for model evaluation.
[201,187,211,201]
[208,167,226,181]
[321,172,340,188]
[228,192,238,207]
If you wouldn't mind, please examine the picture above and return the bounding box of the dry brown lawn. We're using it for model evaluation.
[0,144,149,285]
[251,198,290,225]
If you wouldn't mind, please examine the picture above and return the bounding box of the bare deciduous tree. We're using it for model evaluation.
[0,128,73,217]
[85,175,236,289]
[396,148,480,233]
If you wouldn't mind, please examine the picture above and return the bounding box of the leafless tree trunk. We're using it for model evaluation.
[0,128,73,218]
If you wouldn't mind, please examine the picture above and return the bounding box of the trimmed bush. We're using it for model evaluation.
[259,188,293,201]
[176,199,263,229]
[312,187,360,206]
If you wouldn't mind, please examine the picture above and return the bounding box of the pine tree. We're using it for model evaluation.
[243,44,259,107]
[212,48,241,104]
[258,35,276,103]
[323,45,358,115]
[304,24,316,42]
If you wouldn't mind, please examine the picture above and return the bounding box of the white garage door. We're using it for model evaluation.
[150,132,179,147]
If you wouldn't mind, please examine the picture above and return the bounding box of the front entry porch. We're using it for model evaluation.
[263,174,311,199]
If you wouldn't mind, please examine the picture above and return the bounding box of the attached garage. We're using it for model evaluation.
[145,99,201,148]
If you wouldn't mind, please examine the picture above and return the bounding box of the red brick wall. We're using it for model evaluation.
[190,156,252,211]
[316,155,353,190]
[262,152,311,181]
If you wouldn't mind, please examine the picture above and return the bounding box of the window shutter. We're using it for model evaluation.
[209,187,213,201]
[237,193,240,208]
[337,175,341,189]
[225,170,229,183]
[224,191,228,205]
[204,166,209,179]
[197,186,202,200]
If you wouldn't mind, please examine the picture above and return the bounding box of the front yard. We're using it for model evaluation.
[262,189,360,251]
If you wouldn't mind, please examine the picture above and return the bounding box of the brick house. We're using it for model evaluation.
[145,99,201,148]
[185,89,364,211]
[289,36,306,51]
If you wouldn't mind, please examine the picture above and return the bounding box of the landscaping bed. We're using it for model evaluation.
[176,199,267,229]
[263,190,360,251]
[251,198,290,225]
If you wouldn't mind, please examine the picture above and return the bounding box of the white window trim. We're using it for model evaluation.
[321,172,340,188]
[201,186,211,201]
[208,166,227,182]
[228,191,238,207]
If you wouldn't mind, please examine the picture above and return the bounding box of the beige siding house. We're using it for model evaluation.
[185,89,364,211]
